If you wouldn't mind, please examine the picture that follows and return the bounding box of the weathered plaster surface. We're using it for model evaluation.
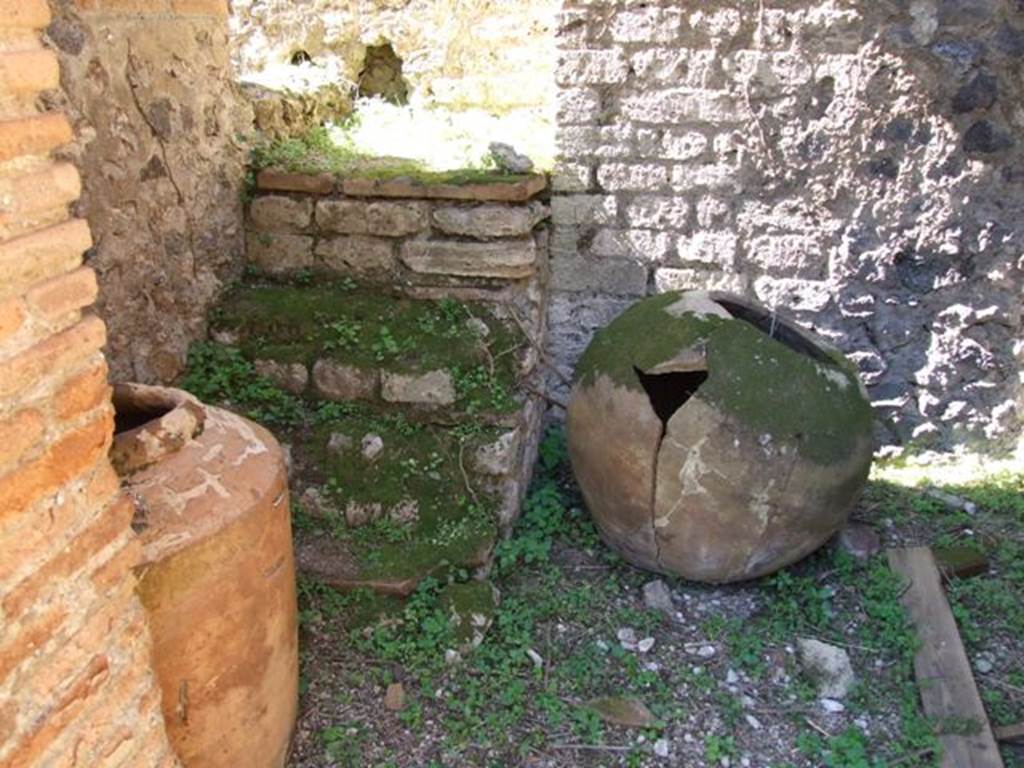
[229,0,558,114]
[46,2,251,383]
[550,0,1024,449]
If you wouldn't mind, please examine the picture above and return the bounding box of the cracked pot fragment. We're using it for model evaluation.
[567,290,875,583]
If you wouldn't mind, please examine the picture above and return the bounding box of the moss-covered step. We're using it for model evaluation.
[178,340,528,596]
[289,410,510,596]
[209,276,527,421]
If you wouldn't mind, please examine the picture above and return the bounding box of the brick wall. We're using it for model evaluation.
[45,0,250,383]
[549,0,1024,451]
[0,1,177,765]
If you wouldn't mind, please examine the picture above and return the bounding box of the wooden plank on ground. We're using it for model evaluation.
[888,547,1005,768]
[994,722,1024,744]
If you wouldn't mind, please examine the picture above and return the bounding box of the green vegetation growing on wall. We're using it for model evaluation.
[248,126,535,186]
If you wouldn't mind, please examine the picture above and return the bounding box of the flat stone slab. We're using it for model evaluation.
[295,530,494,598]
[401,239,537,279]
[341,174,547,202]
[312,359,380,401]
[316,199,428,237]
[432,203,548,238]
[247,232,314,274]
[381,369,456,407]
[250,195,313,232]
[256,169,335,195]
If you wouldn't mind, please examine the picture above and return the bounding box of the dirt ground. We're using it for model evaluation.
[286,433,1024,768]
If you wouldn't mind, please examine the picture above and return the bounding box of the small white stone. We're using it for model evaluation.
[617,627,638,650]
[527,649,544,668]
[697,644,716,658]
[798,637,855,699]
[643,579,675,614]
[361,433,384,461]
[744,714,762,730]
[444,649,462,666]
[637,637,656,653]
[726,668,739,685]
[654,738,670,758]
[975,657,994,674]
[820,698,846,713]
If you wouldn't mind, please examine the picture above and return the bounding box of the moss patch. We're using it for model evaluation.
[299,411,500,581]
[574,292,874,466]
[438,581,499,650]
[250,126,534,186]
[178,344,508,593]
[212,277,523,415]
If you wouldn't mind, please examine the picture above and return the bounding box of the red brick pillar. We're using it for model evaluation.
[0,1,179,765]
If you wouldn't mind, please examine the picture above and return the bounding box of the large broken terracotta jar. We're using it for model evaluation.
[111,384,298,768]
[567,291,875,583]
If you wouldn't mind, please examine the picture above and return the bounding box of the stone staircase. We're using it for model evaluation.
[187,170,549,598]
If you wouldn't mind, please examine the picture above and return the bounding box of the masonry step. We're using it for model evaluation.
[181,274,543,597]
[289,412,507,597]
[209,276,536,424]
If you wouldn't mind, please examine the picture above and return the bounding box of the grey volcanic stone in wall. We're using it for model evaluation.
[551,256,647,295]
[381,370,456,407]
[312,359,379,401]
[753,277,831,313]
[745,235,824,279]
[551,195,617,226]
[677,232,738,269]
[401,240,536,278]
[591,228,672,261]
[597,163,670,192]
[250,195,313,232]
[654,268,748,295]
[626,197,691,230]
[247,232,314,274]
[316,236,395,279]
[663,131,710,161]
[610,6,683,44]
[548,0,1024,447]
[432,203,548,238]
[317,199,428,236]
[556,88,601,124]
[552,162,591,193]
[556,50,629,86]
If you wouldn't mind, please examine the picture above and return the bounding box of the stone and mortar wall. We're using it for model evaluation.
[550,0,1024,450]
[44,0,251,384]
[245,171,551,528]
[230,0,558,114]
[0,1,177,765]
